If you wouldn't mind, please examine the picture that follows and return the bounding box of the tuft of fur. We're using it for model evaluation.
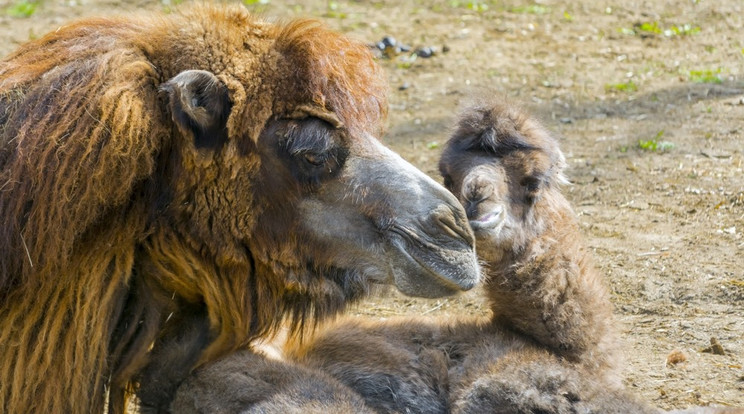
[453,348,657,414]
[0,5,388,414]
[291,317,453,414]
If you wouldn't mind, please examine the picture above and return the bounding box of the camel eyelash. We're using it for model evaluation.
[274,117,349,187]
[281,118,339,158]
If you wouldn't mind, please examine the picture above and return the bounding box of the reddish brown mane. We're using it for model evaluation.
[0,18,161,293]
[273,19,388,137]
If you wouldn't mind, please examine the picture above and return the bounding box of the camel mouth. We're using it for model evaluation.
[469,206,504,232]
[388,226,479,298]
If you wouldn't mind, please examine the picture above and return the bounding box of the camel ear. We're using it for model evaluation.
[161,70,231,150]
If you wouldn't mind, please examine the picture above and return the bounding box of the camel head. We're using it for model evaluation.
[244,109,481,300]
[439,97,567,261]
[155,14,479,310]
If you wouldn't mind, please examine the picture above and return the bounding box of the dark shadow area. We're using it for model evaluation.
[387,80,744,147]
[542,80,744,122]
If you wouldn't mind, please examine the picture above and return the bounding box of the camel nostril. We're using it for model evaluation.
[465,200,480,221]
[431,204,475,247]
[463,179,493,205]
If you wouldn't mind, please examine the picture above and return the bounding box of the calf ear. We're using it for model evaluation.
[161,70,231,150]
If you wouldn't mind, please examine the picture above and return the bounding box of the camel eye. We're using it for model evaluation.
[303,152,326,166]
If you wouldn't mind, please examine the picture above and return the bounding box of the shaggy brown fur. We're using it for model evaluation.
[292,318,454,414]
[170,350,374,414]
[452,344,655,414]
[291,315,735,413]
[0,5,480,413]
[291,317,654,414]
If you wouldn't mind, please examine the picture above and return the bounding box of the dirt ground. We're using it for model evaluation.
[1,0,741,411]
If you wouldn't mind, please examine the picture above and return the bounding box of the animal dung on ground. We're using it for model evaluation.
[701,337,726,355]
[667,349,688,366]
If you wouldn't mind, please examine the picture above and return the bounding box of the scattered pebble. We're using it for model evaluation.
[717,226,737,235]
[398,82,410,91]
[666,349,687,366]
[415,46,435,58]
[380,36,396,48]
[373,35,411,58]
[372,36,443,60]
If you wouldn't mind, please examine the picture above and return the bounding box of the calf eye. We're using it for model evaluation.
[521,176,541,193]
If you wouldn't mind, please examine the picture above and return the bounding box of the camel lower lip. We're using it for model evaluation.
[469,208,503,230]
[390,236,477,296]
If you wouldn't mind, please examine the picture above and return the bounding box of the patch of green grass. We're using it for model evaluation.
[637,21,662,34]
[396,60,414,70]
[638,131,674,152]
[509,4,549,14]
[6,0,37,18]
[449,1,489,12]
[242,0,270,13]
[638,139,658,151]
[689,68,722,84]
[324,1,347,18]
[161,0,184,13]
[619,22,701,37]
[426,141,440,150]
[605,80,637,93]
[562,11,573,22]
[665,24,701,36]
[468,1,489,12]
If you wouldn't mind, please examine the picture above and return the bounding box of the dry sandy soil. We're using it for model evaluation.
[1,0,741,411]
